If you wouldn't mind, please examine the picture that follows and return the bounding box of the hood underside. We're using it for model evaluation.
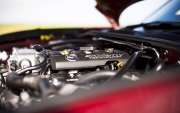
[95,0,140,27]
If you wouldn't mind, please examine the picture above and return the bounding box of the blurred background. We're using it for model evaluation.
[0,0,168,35]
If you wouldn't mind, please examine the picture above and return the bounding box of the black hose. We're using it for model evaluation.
[6,72,39,89]
[40,63,51,75]
[99,51,143,85]
[75,51,160,85]
[75,71,116,85]
[6,72,55,98]
[16,52,47,75]
[75,51,143,85]
[114,51,143,79]
[151,58,165,72]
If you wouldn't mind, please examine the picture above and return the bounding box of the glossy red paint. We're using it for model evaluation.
[0,40,47,51]
[38,74,180,113]
[96,0,140,27]
[160,48,180,65]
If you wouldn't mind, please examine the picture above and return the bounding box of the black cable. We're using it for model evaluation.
[16,52,47,75]
[99,51,143,86]
[40,63,51,75]
[0,74,6,86]
[114,51,143,79]
[75,71,116,85]
[31,44,44,51]
[75,51,143,85]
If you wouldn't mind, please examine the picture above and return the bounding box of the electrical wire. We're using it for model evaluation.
[16,52,47,75]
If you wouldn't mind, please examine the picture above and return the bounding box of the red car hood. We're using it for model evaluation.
[95,0,140,28]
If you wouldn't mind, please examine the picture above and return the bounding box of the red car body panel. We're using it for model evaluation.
[27,73,180,113]
[96,0,140,27]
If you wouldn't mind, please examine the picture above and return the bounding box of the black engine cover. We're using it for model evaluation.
[49,49,130,70]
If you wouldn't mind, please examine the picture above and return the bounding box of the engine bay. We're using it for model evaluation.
[1,30,176,112]
[0,0,180,112]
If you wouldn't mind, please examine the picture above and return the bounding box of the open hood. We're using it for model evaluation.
[95,0,140,27]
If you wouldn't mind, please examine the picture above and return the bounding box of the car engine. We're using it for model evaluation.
[0,35,166,111]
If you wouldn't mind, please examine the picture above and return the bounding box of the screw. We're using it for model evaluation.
[164,50,168,56]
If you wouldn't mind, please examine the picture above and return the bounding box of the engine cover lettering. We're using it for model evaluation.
[49,49,130,70]
[85,54,123,59]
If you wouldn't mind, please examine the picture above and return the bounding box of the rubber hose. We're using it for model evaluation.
[114,51,143,79]
[75,71,116,85]
[16,53,47,75]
